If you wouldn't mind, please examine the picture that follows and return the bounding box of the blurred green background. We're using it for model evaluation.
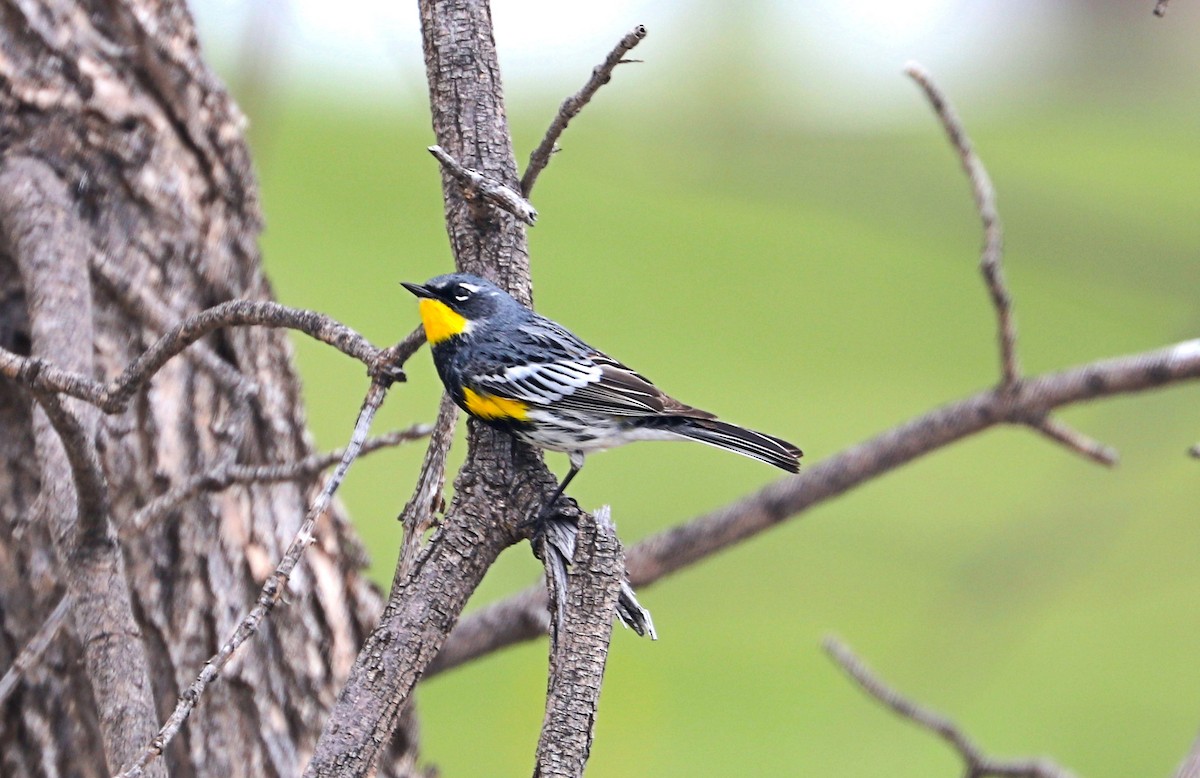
[201,1,1198,775]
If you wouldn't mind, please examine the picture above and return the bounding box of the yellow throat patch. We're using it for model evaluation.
[462,387,528,421]
[418,298,470,345]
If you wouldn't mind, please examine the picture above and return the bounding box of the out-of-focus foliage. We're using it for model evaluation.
[241,5,1199,776]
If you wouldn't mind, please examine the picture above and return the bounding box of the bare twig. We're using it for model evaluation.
[0,300,388,413]
[905,61,1017,387]
[90,252,259,400]
[824,638,1076,778]
[1027,416,1118,466]
[1155,0,1172,16]
[132,424,431,528]
[394,394,459,582]
[429,145,538,226]
[431,338,1200,673]
[533,506,621,778]
[520,24,648,197]
[0,594,70,706]
[905,62,1120,467]
[115,379,393,778]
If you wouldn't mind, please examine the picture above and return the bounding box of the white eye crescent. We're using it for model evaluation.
[454,282,482,302]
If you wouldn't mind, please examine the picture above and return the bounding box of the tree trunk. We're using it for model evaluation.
[0,1,408,775]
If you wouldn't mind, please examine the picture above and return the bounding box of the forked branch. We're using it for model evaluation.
[825,638,1076,778]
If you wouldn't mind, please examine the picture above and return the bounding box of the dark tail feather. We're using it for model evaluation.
[670,417,802,473]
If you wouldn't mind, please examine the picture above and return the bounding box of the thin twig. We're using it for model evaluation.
[906,62,1116,467]
[90,253,259,400]
[132,424,432,528]
[1028,416,1118,466]
[394,394,459,586]
[430,338,1200,674]
[905,62,1018,388]
[520,24,648,197]
[115,379,393,778]
[0,594,70,706]
[1155,0,1172,17]
[824,638,1076,778]
[428,145,538,226]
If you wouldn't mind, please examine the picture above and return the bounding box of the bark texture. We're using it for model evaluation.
[0,2,406,776]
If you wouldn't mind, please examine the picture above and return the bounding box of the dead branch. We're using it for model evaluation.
[115,378,395,778]
[520,24,648,197]
[3,155,166,778]
[305,1,554,772]
[429,145,538,226]
[394,394,459,582]
[0,300,388,413]
[132,424,432,528]
[824,638,1076,778]
[433,337,1200,673]
[905,62,1017,387]
[0,594,70,707]
[533,506,621,778]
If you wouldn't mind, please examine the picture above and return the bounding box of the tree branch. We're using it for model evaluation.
[533,506,621,778]
[3,155,166,778]
[905,62,1017,388]
[131,424,432,529]
[520,24,647,197]
[116,377,396,778]
[0,300,392,413]
[824,638,1076,778]
[429,145,537,226]
[0,594,71,707]
[432,338,1200,673]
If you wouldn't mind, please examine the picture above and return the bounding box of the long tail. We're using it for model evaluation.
[667,417,802,473]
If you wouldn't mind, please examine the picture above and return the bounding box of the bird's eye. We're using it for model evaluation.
[453,285,472,302]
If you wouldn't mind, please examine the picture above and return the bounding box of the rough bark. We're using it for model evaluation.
[0,1,409,776]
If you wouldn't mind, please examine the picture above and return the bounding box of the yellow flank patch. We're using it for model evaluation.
[463,387,528,421]
[418,298,470,344]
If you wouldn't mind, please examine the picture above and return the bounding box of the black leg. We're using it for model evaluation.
[524,460,582,530]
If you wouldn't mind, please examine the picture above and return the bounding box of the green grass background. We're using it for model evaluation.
[242,12,1200,776]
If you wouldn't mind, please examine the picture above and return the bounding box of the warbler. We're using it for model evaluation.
[402,273,802,514]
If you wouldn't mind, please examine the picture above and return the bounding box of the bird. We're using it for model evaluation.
[401,272,802,521]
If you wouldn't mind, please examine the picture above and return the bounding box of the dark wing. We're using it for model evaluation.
[469,316,712,418]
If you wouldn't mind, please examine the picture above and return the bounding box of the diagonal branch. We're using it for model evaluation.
[824,638,1076,778]
[430,338,1200,674]
[520,24,647,197]
[115,377,396,778]
[0,594,71,707]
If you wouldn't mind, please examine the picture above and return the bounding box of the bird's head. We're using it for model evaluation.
[401,273,511,345]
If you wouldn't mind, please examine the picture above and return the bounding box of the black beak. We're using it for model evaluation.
[401,281,435,299]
